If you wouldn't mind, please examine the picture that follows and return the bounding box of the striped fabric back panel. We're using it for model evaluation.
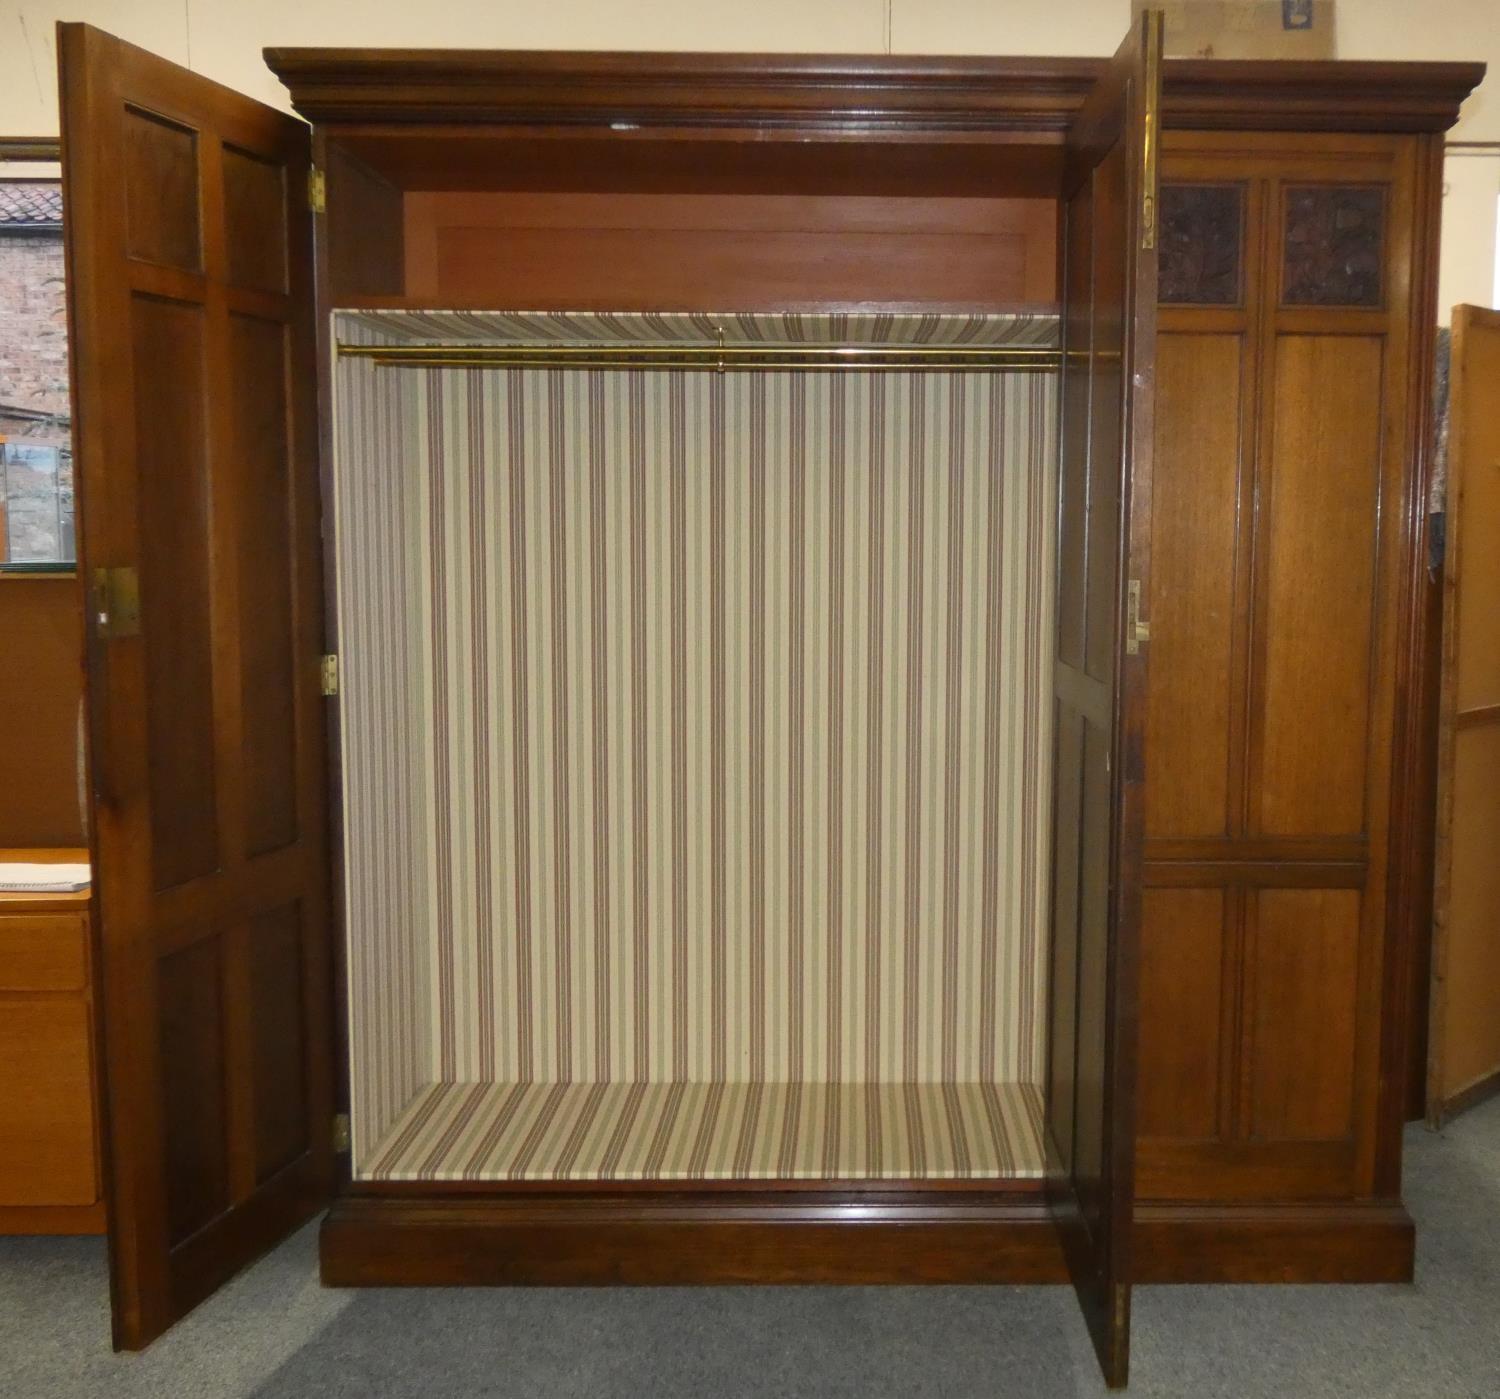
[334,319,435,1158]
[334,319,1057,1172]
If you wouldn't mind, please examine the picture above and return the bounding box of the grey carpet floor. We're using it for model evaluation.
[4,1097,1498,1398]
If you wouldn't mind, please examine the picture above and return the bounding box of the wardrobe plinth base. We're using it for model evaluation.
[321,1193,1416,1287]
[1134,1201,1415,1283]
[319,1189,1068,1287]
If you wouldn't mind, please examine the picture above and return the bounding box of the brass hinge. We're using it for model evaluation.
[332,1113,350,1154]
[1141,8,1162,251]
[307,166,326,214]
[319,654,339,696]
[1126,579,1152,655]
[91,566,141,640]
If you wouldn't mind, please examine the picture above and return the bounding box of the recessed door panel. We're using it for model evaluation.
[1259,335,1382,838]
[1146,332,1240,839]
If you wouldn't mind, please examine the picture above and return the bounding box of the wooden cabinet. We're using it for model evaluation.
[0,858,104,1233]
[1136,129,1441,1271]
[50,18,1483,1388]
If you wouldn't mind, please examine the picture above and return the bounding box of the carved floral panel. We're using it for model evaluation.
[1282,185,1385,308]
[1159,183,1245,306]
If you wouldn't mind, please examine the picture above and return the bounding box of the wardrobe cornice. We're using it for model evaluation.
[262,49,1483,135]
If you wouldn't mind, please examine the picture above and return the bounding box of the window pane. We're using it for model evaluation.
[2,442,75,566]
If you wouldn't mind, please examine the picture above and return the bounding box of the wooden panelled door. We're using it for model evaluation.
[1429,305,1500,1125]
[1046,11,1160,1389]
[59,24,335,1348]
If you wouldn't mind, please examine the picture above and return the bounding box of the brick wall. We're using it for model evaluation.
[0,228,70,450]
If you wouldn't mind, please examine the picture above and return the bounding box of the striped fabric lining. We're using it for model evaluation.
[366,1080,1046,1181]
[334,311,1057,1182]
[334,316,433,1156]
[338,308,1060,349]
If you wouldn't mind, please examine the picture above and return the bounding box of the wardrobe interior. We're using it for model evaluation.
[323,132,1082,1186]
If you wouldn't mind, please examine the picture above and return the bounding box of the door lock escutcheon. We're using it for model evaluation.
[92,566,141,639]
[1126,578,1151,655]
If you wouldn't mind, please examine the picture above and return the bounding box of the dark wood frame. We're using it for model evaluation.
[249,47,1481,1300]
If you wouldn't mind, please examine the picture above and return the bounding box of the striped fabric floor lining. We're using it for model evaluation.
[360,1080,1045,1182]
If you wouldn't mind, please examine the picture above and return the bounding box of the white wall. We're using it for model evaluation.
[4,1,1497,314]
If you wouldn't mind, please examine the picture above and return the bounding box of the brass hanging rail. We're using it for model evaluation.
[336,341,1063,373]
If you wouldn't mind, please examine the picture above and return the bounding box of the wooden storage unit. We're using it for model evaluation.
[52,19,1481,1389]
[1134,128,1443,1277]
[0,851,104,1234]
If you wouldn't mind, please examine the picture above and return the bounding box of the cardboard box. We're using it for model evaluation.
[1135,0,1336,60]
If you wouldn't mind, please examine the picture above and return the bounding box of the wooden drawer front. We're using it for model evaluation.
[0,914,88,991]
[0,997,98,1206]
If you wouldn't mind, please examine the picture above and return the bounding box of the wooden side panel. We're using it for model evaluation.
[1430,305,1500,1120]
[60,23,334,1348]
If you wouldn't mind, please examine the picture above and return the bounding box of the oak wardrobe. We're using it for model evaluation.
[55,17,1481,1390]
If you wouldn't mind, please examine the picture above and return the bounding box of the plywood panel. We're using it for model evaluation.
[1137,889,1226,1140]
[1147,333,1241,838]
[1249,888,1361,1141]
[1258,335,1382,837]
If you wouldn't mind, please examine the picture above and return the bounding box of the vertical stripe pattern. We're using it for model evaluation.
[334,314,1057,1181]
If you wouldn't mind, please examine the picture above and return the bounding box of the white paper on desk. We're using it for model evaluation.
[0,862,91,892]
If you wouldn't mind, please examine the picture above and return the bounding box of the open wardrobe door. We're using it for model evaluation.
[1429,305,1500,1127]
[1045,10,1161,1390]
[58,24,335,1348]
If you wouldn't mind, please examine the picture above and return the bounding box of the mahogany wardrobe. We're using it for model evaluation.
[55,17,1482,1389]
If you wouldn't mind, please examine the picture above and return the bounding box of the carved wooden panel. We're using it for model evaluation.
[1282,185,1385,308]
[1159,183,1244,306]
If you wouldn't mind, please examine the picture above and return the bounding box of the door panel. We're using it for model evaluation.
[1046,11,1160,1390]
[59,22,333,1348]
[1259,335,1383,837]
[1429,305,1500,1122]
